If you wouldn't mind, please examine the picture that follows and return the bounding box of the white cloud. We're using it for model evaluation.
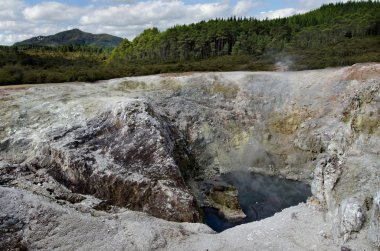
[297,0,351,9]
[0,0,25,20]
[79,0,232,39]
[0,34,32,45]
[257,8,306,19]
[80,1,230,27]
[233,0,258,16]
[23,2,88,22]
[256,0,353,20]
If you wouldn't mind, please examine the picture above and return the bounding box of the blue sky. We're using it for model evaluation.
[0,0,347,45]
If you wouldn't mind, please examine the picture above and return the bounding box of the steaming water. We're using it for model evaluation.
[203,171,311,232]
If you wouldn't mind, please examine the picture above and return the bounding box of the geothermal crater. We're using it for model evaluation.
[202,171,311,232]
[0,63,379,250]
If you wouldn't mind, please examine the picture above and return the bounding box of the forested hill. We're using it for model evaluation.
[14,29,123,48]
[109,1,380,69]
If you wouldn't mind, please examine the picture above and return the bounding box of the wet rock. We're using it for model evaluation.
[208,184,246,221]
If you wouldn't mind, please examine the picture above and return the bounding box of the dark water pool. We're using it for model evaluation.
[203,171,311,232]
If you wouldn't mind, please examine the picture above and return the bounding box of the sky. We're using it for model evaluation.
[0,0,350,45]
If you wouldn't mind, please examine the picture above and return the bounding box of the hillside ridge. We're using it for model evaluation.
[14,28,123,48]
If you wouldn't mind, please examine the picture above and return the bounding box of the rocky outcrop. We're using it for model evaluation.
[200,181,246,221]
[367,192,380,247]
[208,185,246,221]
[311,155,343,209]
[43,101,199,222]
[0,96,200,222]
[338,199,365,241]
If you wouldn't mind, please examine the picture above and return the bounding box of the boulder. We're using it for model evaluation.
[208,184,246,221]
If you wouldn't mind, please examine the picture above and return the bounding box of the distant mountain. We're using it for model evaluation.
[14,29,123,48]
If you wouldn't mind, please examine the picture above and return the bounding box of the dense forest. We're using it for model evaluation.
[1,1,379,85]
[109,1,380,68]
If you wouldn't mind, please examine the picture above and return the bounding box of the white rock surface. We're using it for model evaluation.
[1,63,379,250]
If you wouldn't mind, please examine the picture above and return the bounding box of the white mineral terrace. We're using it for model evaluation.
[0,63,379,250]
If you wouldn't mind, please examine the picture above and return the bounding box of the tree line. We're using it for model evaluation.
[109,1,380,66]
